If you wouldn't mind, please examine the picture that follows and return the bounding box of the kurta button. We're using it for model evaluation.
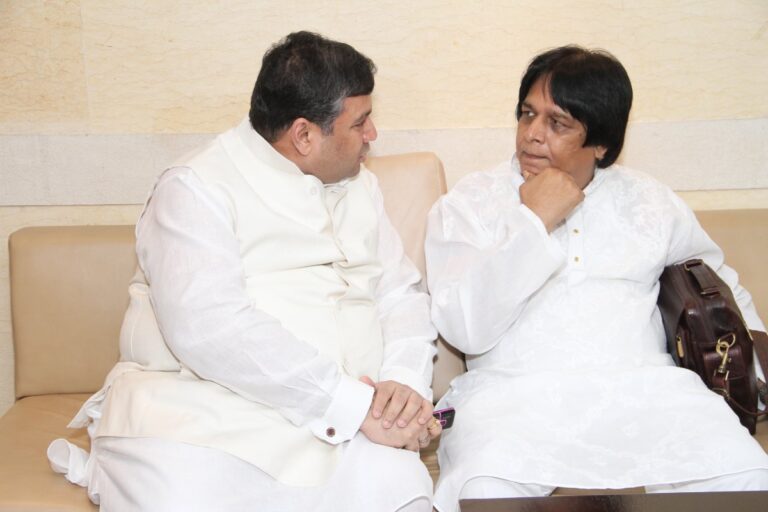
[573,228,580,234]
[326,427,336,438]
[574,256,580,263]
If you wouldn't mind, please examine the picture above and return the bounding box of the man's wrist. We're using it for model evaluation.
[307,374,373,444]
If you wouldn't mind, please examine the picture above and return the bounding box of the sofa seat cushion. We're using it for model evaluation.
[0,394,96,512]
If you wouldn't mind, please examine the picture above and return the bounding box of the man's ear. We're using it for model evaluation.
[287,118,315,157]
[594,145,607,162]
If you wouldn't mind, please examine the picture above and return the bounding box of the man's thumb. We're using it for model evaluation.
[359,375,376,387]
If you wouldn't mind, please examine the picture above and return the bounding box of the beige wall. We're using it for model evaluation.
[2,1,767,134]
[1,1,767,414]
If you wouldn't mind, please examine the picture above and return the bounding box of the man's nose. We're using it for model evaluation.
[363,118,378,143]
[524,116,545,143]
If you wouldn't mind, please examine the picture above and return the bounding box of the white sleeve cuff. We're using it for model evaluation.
[517,203,566,261]
[308,374,374,445]
[518,203,549,237]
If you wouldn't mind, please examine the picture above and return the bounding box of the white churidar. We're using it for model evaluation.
[425,157,768,512]
[90,435,433,512]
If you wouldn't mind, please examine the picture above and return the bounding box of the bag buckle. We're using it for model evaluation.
[715,332,736,375]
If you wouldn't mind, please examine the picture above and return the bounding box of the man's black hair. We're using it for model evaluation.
[249,31,376,142]
[516,46,633,168]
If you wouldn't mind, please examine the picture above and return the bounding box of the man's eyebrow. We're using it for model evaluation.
[551,108,573,120]
[353,110,372,124]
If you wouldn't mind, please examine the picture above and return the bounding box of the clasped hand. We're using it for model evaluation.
[358,377,442,451]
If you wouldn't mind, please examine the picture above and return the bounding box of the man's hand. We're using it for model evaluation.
[366,379,433,429]
[519,167,584,232]
[359,408,443,451]
[358,377,442,450]
[359,409,429,451]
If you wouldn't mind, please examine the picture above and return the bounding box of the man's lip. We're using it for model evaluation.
[519,151,546,160]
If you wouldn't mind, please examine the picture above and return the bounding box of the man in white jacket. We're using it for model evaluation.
[49,31,440,511]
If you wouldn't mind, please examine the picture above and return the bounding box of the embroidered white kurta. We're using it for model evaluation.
[49,120,437,507]
[425,157,768,511]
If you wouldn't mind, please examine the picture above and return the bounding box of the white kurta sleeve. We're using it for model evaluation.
[137,168,372,444]
[369,180,438,401]
[665,191,765,332]
[425,176,566,355]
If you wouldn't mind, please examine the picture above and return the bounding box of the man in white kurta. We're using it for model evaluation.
[425,46,768,512]
[47,31,440,511]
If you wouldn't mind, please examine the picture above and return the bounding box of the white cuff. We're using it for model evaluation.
[518,203,549,237]
[308,374,373,445]
[517,203,566,260]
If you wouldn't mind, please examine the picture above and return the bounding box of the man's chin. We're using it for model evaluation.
[519,163,542,179]
[341,164,362,182]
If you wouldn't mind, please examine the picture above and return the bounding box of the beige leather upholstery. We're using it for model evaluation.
[697,209,768,316]
[366,152,446,277]
[10,225,136,399]
[2,152,767,509]
[0,394,96,511]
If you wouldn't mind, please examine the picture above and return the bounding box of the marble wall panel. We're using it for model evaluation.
[1,1,767,134]
[0,0,89,133]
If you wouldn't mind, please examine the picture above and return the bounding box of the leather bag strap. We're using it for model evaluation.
[685,259,721,297]
[752,330,768,377]
[751,330,768,407]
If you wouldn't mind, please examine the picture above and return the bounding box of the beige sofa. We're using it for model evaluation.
[2,152,766,510]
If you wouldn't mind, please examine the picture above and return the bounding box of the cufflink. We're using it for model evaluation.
[326,427,336,438]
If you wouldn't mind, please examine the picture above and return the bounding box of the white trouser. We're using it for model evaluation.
[457,469,768,500]
[92,434,432,512]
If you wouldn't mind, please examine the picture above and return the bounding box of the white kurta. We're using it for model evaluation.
[425,157,768,511]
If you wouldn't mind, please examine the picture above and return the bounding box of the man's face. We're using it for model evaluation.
[515,77,605,189]
[312,95,377,184]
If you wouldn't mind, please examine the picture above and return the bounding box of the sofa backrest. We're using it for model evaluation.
[9,225,136,399]
[9,159,767,402]
[696,209,768,318]
[8,152,452,400]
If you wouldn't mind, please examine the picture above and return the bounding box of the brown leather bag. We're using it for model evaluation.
[657,258,768,434]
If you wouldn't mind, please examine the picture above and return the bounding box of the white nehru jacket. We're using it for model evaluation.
[60,119,436,487]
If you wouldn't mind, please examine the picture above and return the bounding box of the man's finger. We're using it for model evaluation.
[416,399,434,425]
[395,394,423,427]
[382,386,411,427]
[427,416,443,439]
[371,384,396,419]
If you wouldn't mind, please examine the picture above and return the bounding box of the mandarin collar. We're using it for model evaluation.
[235,117,356,189]
[234,117,308,178]
[583,167,608,196]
